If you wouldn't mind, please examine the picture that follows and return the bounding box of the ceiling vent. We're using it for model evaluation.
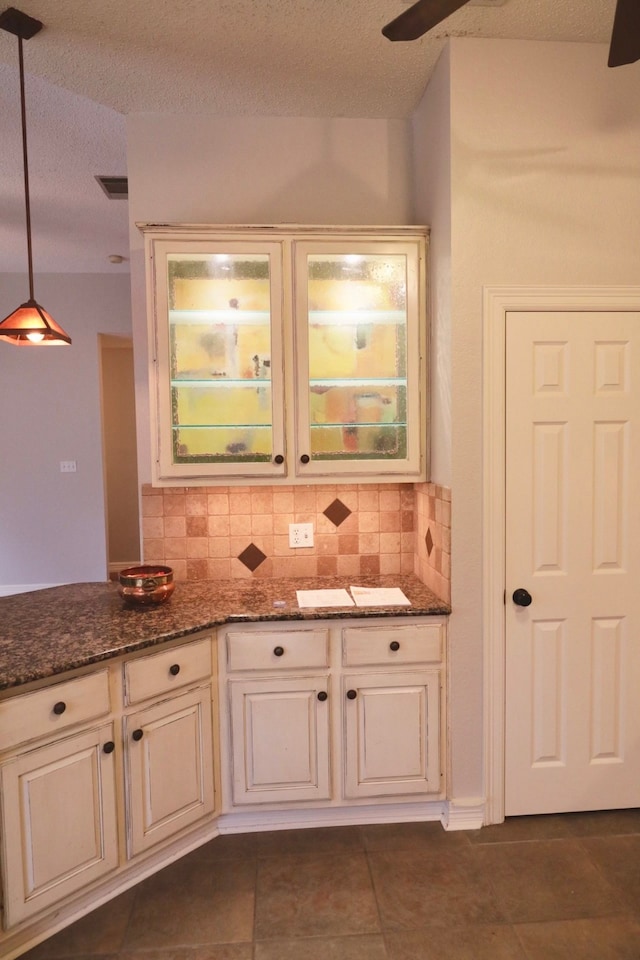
[95,175,128,199]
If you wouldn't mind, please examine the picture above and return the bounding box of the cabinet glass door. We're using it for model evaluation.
[294,241,424,477]
[152,241,285,479]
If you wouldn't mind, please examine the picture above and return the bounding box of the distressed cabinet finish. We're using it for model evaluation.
[122,636,215,855]
[0,633,218,957]
[222,617,445,812]
[229,676,331,804]
[0,722,119,928]
[226,627,330,804]
[343,671,441,799]
[342,622,443,798]
[140,223,428,485]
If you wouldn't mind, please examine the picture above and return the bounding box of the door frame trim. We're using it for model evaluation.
[483,285,640,825]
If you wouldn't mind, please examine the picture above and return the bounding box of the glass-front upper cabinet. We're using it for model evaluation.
[141,226,427,485]
[146,237,286,481]
[293,240,424,479]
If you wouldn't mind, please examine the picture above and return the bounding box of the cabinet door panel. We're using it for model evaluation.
[150,238,286,481]
[230,677,330,804]
[343,671,441,799]
[0,724,118,928]
[293,239,425,479]
[126,686,215,857]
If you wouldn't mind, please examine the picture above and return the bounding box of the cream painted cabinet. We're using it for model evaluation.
[222,618,445,812]
[140,223,428,485]
[123,637,216,857]
[0,674,118,929]
[226,627,330,805]
[343,671,441,799]
[229,676,331,804]
[341,622,444,799]
[125,686,215,856]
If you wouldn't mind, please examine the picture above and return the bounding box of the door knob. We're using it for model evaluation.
[512,588,533,607]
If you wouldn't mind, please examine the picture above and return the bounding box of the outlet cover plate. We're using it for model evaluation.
[289,522,314,548]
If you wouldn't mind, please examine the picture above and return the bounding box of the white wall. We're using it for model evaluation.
[100,337,140,568]
[413,37,640,805]
[412,46,452,488]
[125,115,412,483]
[0,274,132,590]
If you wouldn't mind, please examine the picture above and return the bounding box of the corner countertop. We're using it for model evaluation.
[0,575,450,693]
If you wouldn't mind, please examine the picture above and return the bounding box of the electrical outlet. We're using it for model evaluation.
[59,460,77,473]
[289,522,314,548]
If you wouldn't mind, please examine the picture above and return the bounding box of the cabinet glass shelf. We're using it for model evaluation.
[169,309,270,325]
[171,378,271,386]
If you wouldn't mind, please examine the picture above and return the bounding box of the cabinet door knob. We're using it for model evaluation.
[273,454,284,465]
[103,740,115,754]
[169,663,181,676]
[317,690,328,702]
[132,728,144,741]
[53,701,66,716]
[346,689,357,700]
[300,454,310,464]
[389,640,400,651]
[273,646,285,657]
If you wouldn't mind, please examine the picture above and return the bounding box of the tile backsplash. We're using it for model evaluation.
[414,482,451,604]
[142,480,451,602]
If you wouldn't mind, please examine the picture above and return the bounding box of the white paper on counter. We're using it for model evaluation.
[349,586,411,607]
[296,588,355,608]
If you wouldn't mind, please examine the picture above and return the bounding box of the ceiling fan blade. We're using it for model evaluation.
[608,0,640,66]
[382,0,471,41]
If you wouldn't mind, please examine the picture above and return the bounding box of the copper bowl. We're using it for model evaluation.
[118,565,175,606]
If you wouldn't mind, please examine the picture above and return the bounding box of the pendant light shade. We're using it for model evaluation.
[0,299,72,345]
[0,6,72,346]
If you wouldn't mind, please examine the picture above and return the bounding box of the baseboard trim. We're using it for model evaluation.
[441,797,486,831]
[217,800,447,834]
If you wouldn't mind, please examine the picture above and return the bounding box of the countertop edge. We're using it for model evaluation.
[0,576,450,693]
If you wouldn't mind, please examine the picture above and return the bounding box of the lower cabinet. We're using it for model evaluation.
[229,676,330,804]
[0,633,217,944]
[125,685,215,856]
[343,671,441,799]
[0,615,447,958]
[223,617,446,810]
[0,722,119,928]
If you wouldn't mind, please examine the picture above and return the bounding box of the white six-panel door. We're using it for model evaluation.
[505,310,640,815]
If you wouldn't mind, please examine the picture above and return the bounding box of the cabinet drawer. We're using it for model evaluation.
[0,670,111,752]
[227,629,329,672]
[342,622,444,667]
[124,637,212,705]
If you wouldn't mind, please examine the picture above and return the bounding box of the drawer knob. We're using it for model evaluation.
[317,690,328,702]
[346,689,357,700]
[169,663,181,676]
[300,454,310,464]
[132,728,144,741]
[273,646,285,657]
[103,741,115,754]
[274,454,284,465]
[52,701,66,716]
[389,640,401,651]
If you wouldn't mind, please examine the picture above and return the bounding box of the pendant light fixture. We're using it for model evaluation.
[0,6,71,345]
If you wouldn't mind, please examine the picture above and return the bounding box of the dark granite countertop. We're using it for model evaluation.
[0,575,450,693]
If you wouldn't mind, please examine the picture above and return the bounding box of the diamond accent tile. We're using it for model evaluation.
[425,528,434,556]
[323,498,352,528]
[238,542,267,572]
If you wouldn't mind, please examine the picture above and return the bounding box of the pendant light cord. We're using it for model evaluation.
[18,35,35,302]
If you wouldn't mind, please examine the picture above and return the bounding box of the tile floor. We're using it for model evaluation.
[23,810,640,960]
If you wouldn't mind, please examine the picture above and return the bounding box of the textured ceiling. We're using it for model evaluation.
[0,0,622,272]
